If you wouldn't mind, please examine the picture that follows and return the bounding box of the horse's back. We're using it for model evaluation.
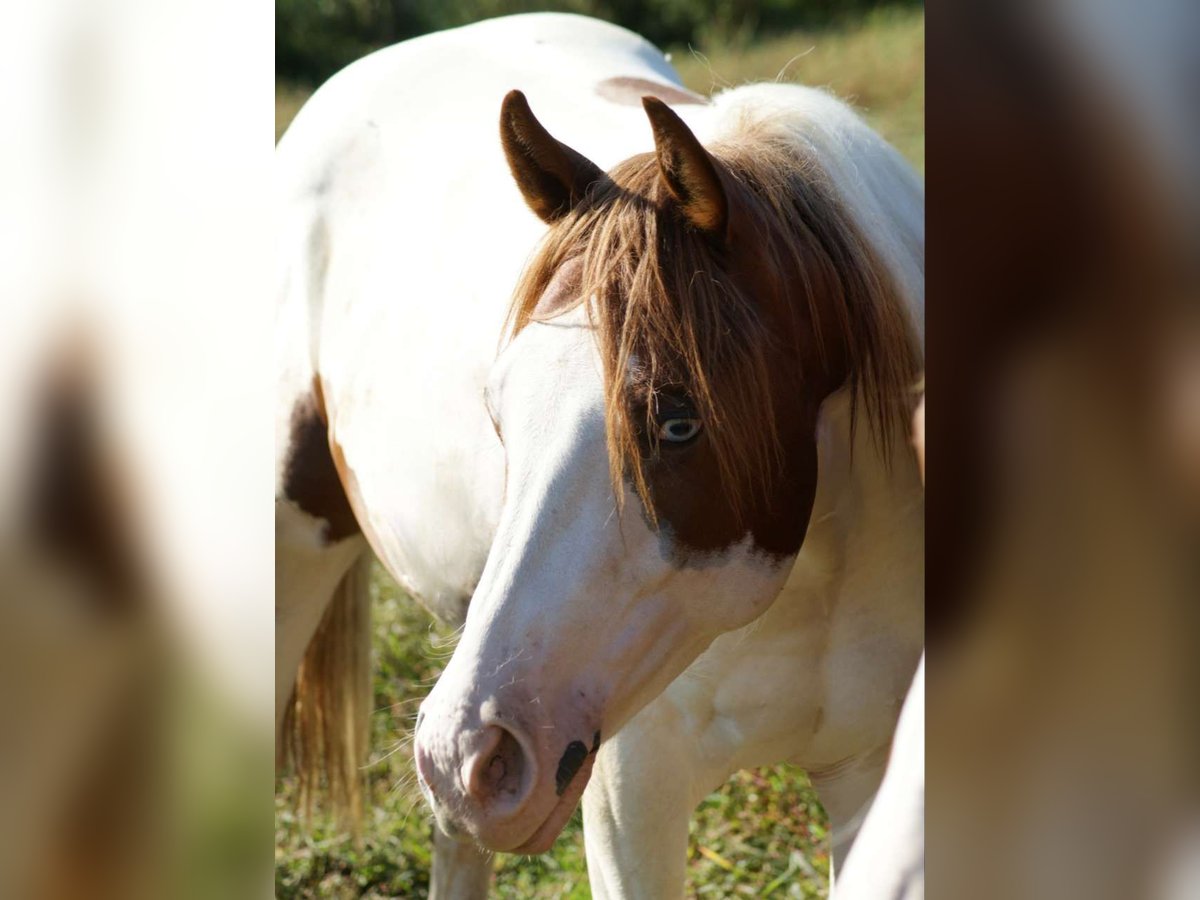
[275,15,693,614]
[277,13,680,175]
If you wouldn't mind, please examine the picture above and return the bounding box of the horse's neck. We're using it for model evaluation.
[779,386,923,617]
[664,386,921,774]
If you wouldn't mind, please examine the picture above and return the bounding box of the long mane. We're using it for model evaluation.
[508,89,921,520]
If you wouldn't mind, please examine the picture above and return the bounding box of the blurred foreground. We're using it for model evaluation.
[927,1,1199,898]
[0,1,273,898]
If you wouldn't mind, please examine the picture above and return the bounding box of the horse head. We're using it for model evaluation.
[413,90,917,853]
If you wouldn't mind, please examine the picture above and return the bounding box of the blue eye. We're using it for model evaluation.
[657,417,702,443]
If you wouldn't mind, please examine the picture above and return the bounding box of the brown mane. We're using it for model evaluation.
[507,120,919,522]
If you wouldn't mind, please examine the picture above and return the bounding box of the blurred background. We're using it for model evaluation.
[276,0,922,85]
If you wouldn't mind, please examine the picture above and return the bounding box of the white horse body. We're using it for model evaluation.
[277,13,922,897]
[277,16,689,618]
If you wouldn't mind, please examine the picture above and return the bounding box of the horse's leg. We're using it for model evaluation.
[274,501,366,730]
[430,827,494,900]
[425,608,495,898]
[277,510,495,895]
[583,696,726,900]
[834,656,925,900]
[808,745,891,890]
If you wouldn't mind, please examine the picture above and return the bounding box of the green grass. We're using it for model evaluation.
[276,8,922,895]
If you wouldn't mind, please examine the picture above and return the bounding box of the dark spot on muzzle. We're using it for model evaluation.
[555,742,588,795]
[555,733,601,796]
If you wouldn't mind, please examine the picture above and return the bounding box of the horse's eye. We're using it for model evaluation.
[657,417,702,444]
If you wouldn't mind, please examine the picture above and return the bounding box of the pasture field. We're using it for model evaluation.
[275,6,922,897]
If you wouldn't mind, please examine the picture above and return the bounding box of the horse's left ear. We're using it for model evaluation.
[500,90,605,223]
[642,97,728,239]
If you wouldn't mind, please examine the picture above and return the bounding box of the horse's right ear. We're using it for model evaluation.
[500,90,604,223]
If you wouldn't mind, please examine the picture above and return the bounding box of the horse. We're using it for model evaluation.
[837,398,925,900]
[275,12,923,897]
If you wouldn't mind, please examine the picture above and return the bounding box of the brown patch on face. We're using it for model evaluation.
[282,377,360,542]
[634,390,819,562]
[628,228,831,561]
[596,76,707,108]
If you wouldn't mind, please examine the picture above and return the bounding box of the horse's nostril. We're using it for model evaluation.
[488,753,507,782]
[463,725,528,808]
[414,739,434,789]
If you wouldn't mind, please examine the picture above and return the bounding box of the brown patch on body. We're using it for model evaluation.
[328,427,373,546]
[596,76,707,108]
[282,378,360,542]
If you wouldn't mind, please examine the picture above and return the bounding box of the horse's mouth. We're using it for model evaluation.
[509,752,596,854]
[419,732,598,854]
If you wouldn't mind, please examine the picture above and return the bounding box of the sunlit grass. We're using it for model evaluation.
[276,82,311,143]
[673,6,924,170]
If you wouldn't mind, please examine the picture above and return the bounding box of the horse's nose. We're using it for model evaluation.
[462,724,533,811]
[414,717,539,835]
[414,733,435,791]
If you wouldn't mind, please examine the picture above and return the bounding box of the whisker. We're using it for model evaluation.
[372,695,425,715]
[366,737,415,769]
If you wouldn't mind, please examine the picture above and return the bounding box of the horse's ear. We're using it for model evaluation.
[500,90,604,223]
[642,97,728,238]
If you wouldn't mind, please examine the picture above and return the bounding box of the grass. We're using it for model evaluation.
[276,82,312,143]
[276,7,923,896]
[671,6,924,171]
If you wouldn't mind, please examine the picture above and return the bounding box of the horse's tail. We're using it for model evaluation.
[279,552,373,827]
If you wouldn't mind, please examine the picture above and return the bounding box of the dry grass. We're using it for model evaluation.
[276,83,311,142]
[673,6,924,170]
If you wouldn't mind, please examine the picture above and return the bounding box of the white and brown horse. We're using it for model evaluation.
[276,13,923,897]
